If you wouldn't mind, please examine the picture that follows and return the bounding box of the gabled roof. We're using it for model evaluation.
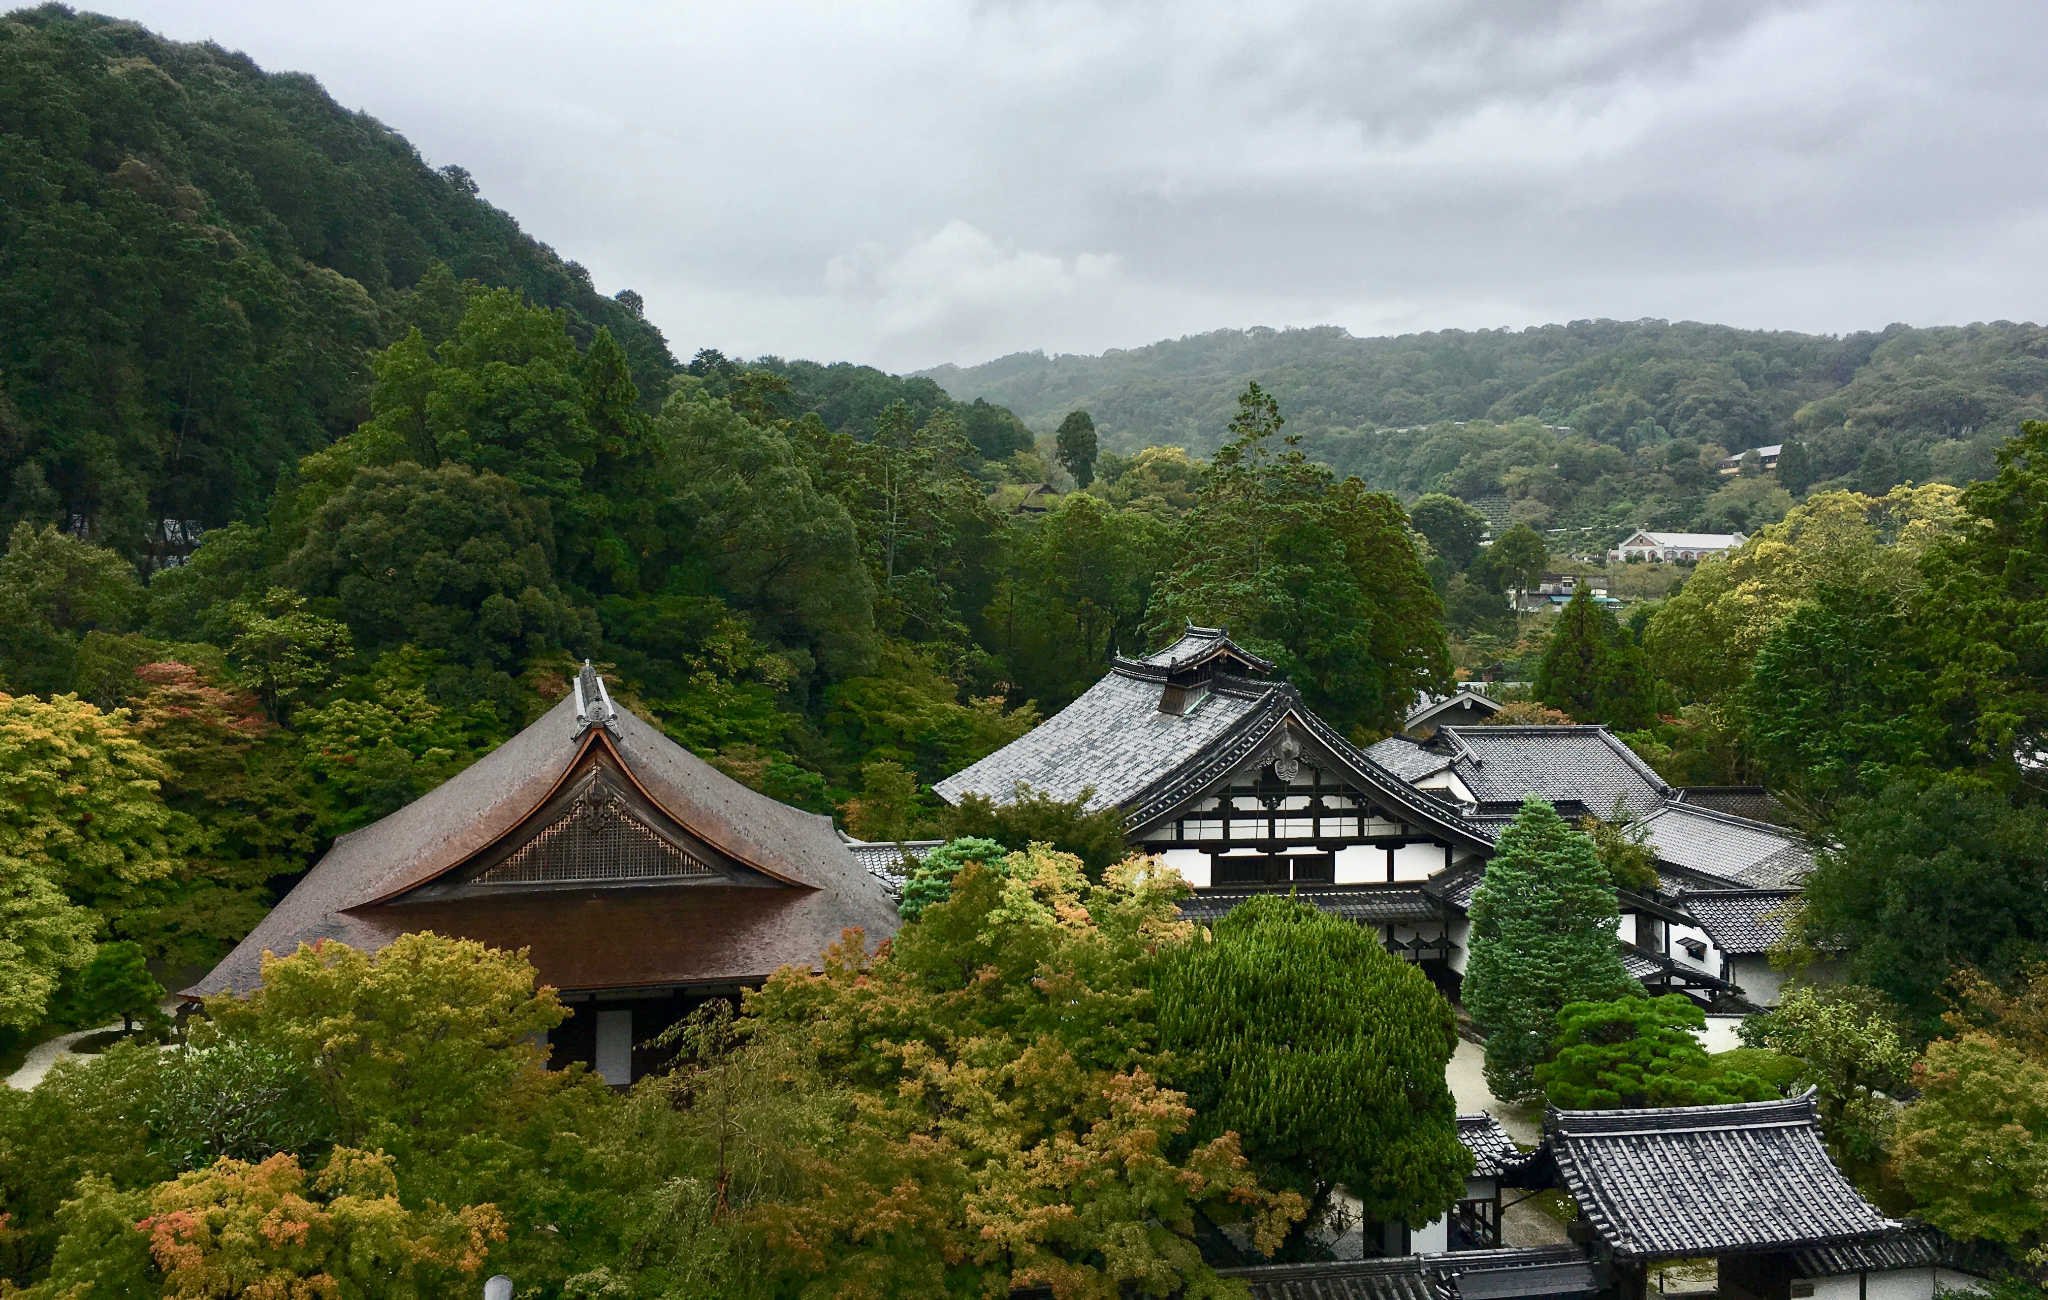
[935,638,1491,849]
[1678,889,1803,956]
[1546,1093,1896,1259]
[1364,735,1459,783]
[1634,803,1813,888]
[1435,725,1671,817]
[1118,623,1275,676]
[1404,686,1502,732]
[188,675,899,998]
[1458,1113,1539,1182]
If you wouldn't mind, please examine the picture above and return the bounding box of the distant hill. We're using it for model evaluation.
[0,4,677,540]
[922,320,2048,529]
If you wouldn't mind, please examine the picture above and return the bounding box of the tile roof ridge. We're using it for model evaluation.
[1548,1088,1820,1133]
[1643,799,1797,833]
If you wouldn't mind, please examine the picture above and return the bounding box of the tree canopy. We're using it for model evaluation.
[1464,798,1637,1102]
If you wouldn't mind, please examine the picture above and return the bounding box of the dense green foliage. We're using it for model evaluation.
[1151,383,1450,735]
[1536,994,1775,1109]
[1152,896,1466,1248]
[0,6,674,542]
[929,320,2048,534]
[1464,799,1636,1102]
[1534,588,1657,729]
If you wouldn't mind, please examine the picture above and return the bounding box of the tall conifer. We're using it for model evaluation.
[1463,798,1635,1102]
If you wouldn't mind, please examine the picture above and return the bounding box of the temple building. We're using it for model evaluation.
[187,664,900,1084]
[1370,723,1820,1014]
[936,627,1496,977]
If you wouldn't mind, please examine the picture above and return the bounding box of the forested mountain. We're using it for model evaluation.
[925,320,2048,532]
[0,4,680,543]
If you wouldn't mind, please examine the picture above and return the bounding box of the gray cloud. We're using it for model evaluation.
[96,0,2048,370]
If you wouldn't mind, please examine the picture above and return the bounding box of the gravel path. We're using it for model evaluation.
[5,1000,181,1091]
[1446,1036,1570,1248]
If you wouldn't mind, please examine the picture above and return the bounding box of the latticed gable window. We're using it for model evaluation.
[472,768,721,886]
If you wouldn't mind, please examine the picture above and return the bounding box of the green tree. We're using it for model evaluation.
[1534,587,1657,729]
[1152,383,1450,735]
[1474,523,1548,595]
[200,934,569,1159]
[1919,420,2048,770]
[61,941,165,1035]
[1536,994,1774,1109]
[1800,771,2048,1035]
[1152,896,1466,1251]
[225,587,353,725]
[1055,409,1099,488]
[1740,580,1944,803]
[1644,485,1963,703]
[1464,799,1636,1102]
[1739,985,1913,1180]
[897,836,1007,922]
[982,493,1173,706]
[840,758,921,841]
[738,849,1303,1295]
[0,522,143,695]
[1579,813,1660,891]
[0,692,179,1013]
[939,788,1132,880]
[282,462,589,671]
[1408,493,1489,572]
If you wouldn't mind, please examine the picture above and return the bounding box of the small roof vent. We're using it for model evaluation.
[572,660,618,736]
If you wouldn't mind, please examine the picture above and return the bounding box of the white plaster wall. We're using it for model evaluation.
[1334,844,1389,884]
[1696,1015,1747,1055]
[1410,1216,1448,1254]
[1416,771,1475,804]
[1394,842,1450,881]
[1447,916,1472,976]
[1156,848,1210,889]
[1615,913,1639,945]
[1732,957,1787,1008]
[1811,1267,1979,1300]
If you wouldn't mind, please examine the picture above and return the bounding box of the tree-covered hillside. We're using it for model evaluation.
[925,320,2048,532]
[0,4,679,545]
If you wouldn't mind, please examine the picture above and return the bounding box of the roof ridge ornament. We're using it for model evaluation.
[572,659,619,736]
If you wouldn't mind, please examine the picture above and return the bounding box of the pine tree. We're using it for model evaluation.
[1535,587,1656,729]
[1463,798,1635,1102]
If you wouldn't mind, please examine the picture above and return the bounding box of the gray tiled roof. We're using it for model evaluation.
[1216,1247,1600,1300]
[1366,735,1458,782]
[842,839,943,895]
[1634,804,1814,888]
[1218,1257,1435,1300]
[1404,687,1502,731]
[1547,1093,1896,1259]
[1438,725,1670,816]
[1679,889,1803,956]
[934,670,1280,812]
[1177,884,1444,926]
[1458,1113,1532,1181]
[934,643,1493,850]
[1128,624,1276,673]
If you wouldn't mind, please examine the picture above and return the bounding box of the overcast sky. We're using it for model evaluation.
[94,1,2048,372]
